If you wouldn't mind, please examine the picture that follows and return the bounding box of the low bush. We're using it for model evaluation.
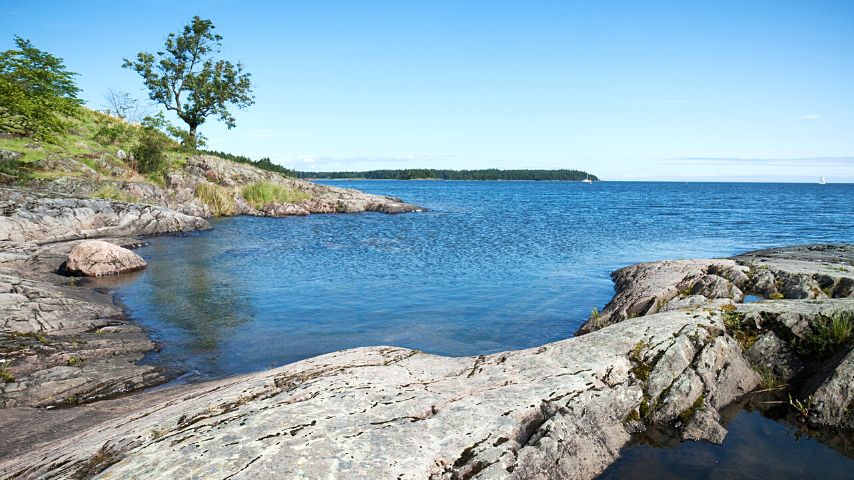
[132,127,169,174]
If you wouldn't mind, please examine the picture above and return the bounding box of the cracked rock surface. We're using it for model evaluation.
[0,310,759,479]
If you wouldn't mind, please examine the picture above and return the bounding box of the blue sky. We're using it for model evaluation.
[2,0,853,181]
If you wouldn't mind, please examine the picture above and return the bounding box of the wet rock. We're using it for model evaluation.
[64,240,146,277]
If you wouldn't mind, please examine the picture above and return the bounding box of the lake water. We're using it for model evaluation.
[107,180,854,476]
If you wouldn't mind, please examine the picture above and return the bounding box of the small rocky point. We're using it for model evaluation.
[1,185,852,478]
[64,240,147,277]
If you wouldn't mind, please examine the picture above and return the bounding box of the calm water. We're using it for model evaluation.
[110,181,854,379]
[105,180,854,474]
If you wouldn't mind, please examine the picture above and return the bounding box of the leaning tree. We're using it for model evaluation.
[123,16,253,146]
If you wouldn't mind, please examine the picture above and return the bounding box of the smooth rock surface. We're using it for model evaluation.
[65,240,147,276]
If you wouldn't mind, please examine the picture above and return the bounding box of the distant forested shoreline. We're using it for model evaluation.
[296,169,598,181]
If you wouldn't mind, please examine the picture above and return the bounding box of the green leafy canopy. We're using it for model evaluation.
[122,16,254,143]
[0,36,82,141]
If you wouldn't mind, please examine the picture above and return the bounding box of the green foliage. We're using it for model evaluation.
[67,356,84,367]
[0,157,24,179]
[200,149,296,176]
[678,394,706,424]
[298,168,597,181]
[789,394,812,421]
[798,312,854,359]
[93,116,134,146]
[629,340,652,382]
[241,181,310,209]
[123,16,254,142]
[194,182,236,216]
[0,361,14,383]
[721,304,758,349]
[132,126,170,174]
[141,112,205,150]
[0,37,82,141]
[590,307,601,321]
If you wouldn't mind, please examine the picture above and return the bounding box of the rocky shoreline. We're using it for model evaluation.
[1,189,852,478]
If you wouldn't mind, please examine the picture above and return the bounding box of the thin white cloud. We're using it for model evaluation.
[793,114,820,120]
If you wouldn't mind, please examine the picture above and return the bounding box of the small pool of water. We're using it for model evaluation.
[599,404,854,479]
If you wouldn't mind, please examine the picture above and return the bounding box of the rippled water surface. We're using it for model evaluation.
[107,180,854,476]
[112,181,854,379]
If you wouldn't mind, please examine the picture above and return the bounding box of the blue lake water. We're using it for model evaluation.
[104,180,854,476]
[110,180,854,379]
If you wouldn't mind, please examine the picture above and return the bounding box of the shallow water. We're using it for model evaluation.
[107,180,854,475]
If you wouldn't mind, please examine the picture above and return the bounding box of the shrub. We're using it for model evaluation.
[132,127,169,174]
[241,181,310,209]
[194,182,236,216]
[93,120,132,145]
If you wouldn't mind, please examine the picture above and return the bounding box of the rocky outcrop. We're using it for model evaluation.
[33,154,422,218]
[577,259,749,334]
[64,240,147,276]
[735,244,854,299]
[0,188,210,244]
[0,308,759,479]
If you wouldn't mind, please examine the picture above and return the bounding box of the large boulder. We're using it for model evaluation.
[64,240,147,277]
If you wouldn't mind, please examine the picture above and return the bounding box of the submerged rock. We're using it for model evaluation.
[64,240,146,277]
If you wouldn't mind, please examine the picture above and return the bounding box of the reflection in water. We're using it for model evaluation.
[121,232,254,374]
[599,400,854,479]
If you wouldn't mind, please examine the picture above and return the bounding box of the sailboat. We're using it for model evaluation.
[582,174,592,184]
[819,175,827,185]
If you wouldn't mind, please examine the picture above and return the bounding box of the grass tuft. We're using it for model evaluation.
[798,311,854,359]
[241,181,310,210]
[194,182,236,216]
[92,184,138,203]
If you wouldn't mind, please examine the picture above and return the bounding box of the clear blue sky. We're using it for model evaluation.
[3,0,853,181]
